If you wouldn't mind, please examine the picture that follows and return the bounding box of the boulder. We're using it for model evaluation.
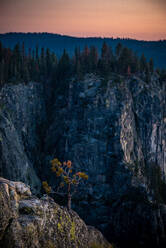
[0,177,111,248]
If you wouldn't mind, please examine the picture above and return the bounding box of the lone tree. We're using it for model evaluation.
[43,158,88,211]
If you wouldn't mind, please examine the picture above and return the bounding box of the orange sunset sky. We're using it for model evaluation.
[0,0,166,40]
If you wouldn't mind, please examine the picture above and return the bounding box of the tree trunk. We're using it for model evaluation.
[68,193,71,211]
[67,183,71,211]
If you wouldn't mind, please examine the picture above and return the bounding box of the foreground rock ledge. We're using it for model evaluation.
[0,177,111,248]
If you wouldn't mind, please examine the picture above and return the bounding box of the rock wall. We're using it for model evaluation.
[0,82,46,193]
[0,74,166,247]
[43,74,166,247]
[0,177,111,248]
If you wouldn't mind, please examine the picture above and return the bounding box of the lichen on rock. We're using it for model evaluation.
[0,177,111,248]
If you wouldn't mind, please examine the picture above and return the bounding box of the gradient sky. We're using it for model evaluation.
[0,0,166,40]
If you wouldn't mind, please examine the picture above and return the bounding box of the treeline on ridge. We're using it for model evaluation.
[0,40,165,87]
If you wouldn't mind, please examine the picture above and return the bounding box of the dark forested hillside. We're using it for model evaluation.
[1,38,166,88]
[0,32,166,69]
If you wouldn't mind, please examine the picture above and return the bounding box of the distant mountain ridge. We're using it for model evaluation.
[0,32,166,68]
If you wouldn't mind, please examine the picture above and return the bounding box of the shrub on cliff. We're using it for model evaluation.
[43,158,88,210]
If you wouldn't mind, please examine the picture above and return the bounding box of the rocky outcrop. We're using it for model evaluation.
[0,177,111,248]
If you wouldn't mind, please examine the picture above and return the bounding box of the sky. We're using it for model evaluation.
[0,0,166,40]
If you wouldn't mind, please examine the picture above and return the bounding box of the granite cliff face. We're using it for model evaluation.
[0,82,46,193]
[44,74,166,247]
[0,74,166,247]
[0,177,110,248]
